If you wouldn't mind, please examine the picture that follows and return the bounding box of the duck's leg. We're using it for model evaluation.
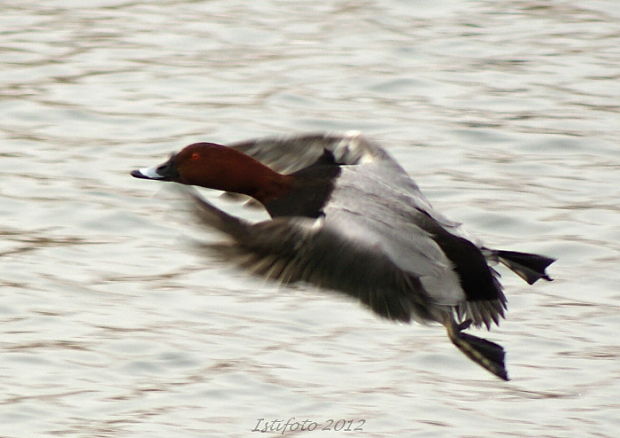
[444,314,509,381]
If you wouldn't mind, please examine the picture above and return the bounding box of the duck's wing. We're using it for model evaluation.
[228,132,464,232]
[185,187,506,329]
[184,188,434,323]
[234,132,465,232]
[229,132,401,174]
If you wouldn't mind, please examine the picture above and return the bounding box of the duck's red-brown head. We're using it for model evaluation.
[131,142,292,204]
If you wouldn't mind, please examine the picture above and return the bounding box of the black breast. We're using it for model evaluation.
[264,151,342,218]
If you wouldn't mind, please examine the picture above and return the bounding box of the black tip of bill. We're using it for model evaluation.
[131,169,146,179]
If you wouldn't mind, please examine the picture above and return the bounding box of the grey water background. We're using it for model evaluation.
[1,1,619,436]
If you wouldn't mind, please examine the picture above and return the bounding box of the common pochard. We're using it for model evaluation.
[132,132,555,380]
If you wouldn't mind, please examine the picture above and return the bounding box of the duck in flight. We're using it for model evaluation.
[132,132,555,380]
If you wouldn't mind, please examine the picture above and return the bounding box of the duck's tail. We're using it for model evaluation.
[445,318,509,381]
[495,250,556,285]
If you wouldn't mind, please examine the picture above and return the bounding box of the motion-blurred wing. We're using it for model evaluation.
[186,188,433,323]
[229,132,399,174]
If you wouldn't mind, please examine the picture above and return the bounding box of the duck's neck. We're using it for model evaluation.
[247,166,294,205]
[197,147,294,205]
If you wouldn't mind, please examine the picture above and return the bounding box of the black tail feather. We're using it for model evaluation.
[496,250,555,285]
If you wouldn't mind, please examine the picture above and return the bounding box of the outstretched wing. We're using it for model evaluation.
[183,187,507,330]
[230,132,464,230]
[184,188,434,323]
[229,131,400,174]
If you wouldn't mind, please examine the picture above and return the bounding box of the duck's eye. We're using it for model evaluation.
[191,152,200,161]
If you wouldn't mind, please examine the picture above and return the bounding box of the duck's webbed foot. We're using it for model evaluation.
[445,316,509,381]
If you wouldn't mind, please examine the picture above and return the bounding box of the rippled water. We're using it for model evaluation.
[2,1,619,437]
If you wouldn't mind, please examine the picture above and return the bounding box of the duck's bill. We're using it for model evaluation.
[131,153,179,181]
[131,166,166,180]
